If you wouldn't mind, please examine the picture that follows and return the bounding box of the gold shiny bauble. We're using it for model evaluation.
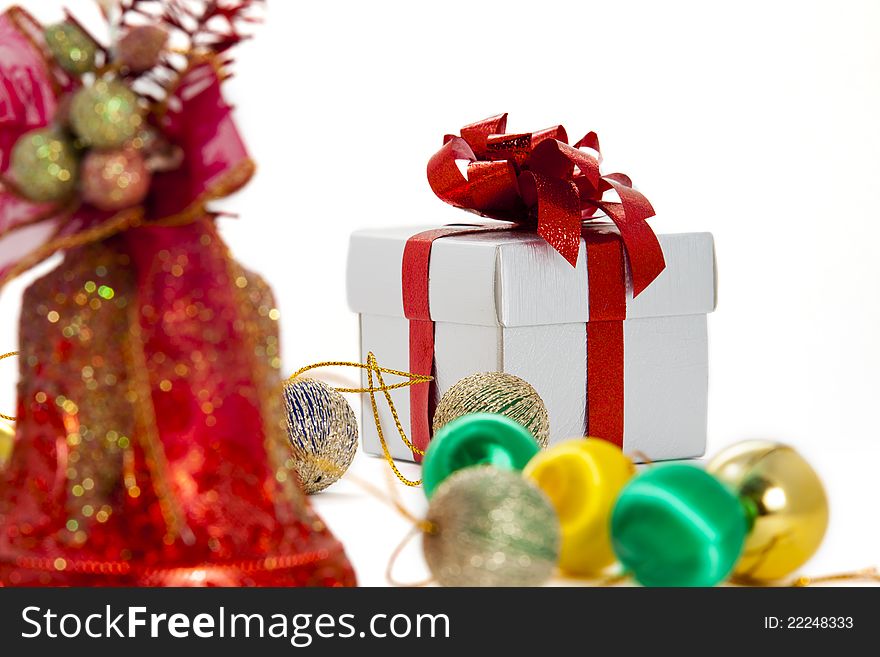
[283,378,358,494]
[10,128,79,202]
[44,22,98,75]
[0,422,13,470]
[116,24,169,73]
[433,372,550,448]
[524,438,635,576]
[423,466,560,586]
[707,440,829,582]
[81,149,151,211]
[70,79,144,150]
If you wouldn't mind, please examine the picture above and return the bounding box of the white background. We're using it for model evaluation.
[1,0,879,586]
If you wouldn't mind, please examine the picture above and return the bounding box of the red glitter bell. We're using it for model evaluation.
[0,6,355,587]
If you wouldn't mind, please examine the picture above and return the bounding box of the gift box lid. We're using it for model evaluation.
[347,225,716,327]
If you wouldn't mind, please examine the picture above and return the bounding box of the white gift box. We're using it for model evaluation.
[346,225,716,462]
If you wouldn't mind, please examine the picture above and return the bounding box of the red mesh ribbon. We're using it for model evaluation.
[0,7,254,290]
[427,113,665,296]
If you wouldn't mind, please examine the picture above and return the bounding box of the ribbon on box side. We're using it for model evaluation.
[405,115,662,450]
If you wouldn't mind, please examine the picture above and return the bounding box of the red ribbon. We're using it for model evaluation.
[427,113,665,296]
[583,230,627,446]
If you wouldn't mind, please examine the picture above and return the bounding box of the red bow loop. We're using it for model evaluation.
[426,114,666,295]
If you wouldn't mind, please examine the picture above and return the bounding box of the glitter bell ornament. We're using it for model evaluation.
[708,440,829,582]
[433,372,550,448]
[44,22,98,75]
[423,467,560,587]
[611,464,748,587]
[70,79,144,150]
[422,413,540,498]
[81,149,151,211]
[10,128,79,202]
[524,438,634,576]
[116,24,169,73]
[0,4,355,588]
[283,378,358,494]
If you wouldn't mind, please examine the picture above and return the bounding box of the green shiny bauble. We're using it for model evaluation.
[70,79,144,149]
[44,22,98,75]
[611,464,748,587]
[422,412,540,498]
[10,128,79,202]
[424,467,560,587]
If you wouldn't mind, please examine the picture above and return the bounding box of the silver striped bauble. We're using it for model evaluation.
[283,378,358,494]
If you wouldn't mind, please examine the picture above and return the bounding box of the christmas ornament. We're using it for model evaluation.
[611,464,748,587]
[423,467,560,587]
[0,422,12,470]
[433,372,550,448]
[0,3,355,588]
[10,128,79,203]
[524,438,634,576]
[81,149,151,211]
[708,440,829,582]
[116,24,168,72]
[70,79,144,150]
[44,22,97,75]
[422,413,540,498]
[288,353,432,488]
[283,378,358,495]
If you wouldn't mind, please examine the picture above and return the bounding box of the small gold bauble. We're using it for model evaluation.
[10,128,79,202]
[283,378,358,494]
[707,440,829,582]
[44,22,98,75]
[0,422,14,470]
[424,466,560,587]
[433,372,550,448]
[70,79,144,150]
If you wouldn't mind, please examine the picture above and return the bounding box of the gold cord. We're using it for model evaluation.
[288,352,431,487]
[789,567,880,587]
[0,352,18,421]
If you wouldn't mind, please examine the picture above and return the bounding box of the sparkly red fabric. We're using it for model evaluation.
[0,8,355,586]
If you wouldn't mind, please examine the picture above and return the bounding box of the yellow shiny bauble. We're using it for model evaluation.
[707,440,829,582]
[0,421,14,470]
[524,438,634,576]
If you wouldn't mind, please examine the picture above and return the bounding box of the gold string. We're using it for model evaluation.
[288,353,431,487]
[0,352,18,422]
[288,359,432,393]
[788,567,880,587]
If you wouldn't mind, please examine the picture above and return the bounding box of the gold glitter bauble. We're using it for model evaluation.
[0,422,13,470]
[116,24,169,72]
[707,440,829,582]
[70,79,144,150]
[10,128,79,202]
[44,22,98,75]
[81,149,151,211]
[283,378,358,494]
[433,372,550,448]
[423,466,560,586]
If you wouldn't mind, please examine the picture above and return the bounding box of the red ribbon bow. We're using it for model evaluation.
[427,113,665,296]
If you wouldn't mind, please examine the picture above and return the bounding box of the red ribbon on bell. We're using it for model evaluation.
[427,113,666,296]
